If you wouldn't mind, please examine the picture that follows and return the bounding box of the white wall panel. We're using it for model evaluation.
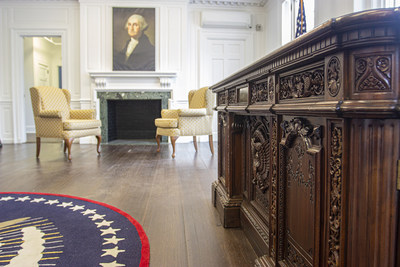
[66,6,81,100]
[167,7,182,71]
[86,6,102,70]
[12,8,69,27]
[0,103,13,143]
[0,9,12,101]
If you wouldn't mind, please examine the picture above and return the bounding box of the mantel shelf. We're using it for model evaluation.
[88,71,177,90]
[88,71,177,78]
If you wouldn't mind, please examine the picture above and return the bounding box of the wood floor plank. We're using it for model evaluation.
[0,142,257,266]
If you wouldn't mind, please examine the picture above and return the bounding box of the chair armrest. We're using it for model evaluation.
[39,110,62,118]
[161,109,179,118]
[178,108,207,117]
[70,109,95,119]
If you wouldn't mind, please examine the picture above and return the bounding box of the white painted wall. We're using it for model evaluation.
[314,0,354,26]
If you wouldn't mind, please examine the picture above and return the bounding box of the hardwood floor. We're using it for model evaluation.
[0,142,257,266]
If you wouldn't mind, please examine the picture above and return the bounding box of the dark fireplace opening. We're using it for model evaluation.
[107,99,161,142]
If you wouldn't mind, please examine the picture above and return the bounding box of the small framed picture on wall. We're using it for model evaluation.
[113,7,156,71]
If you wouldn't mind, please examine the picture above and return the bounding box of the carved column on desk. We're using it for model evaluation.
[326,120,344,267]
[212,112,245,227]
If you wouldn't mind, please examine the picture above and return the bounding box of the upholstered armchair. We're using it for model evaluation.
[30,86,102,160]
[154,86,214,158]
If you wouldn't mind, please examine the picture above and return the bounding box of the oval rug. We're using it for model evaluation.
[0,192,149,267]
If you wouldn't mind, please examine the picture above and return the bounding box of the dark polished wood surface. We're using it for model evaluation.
[210,8,400,267]
[0,142,257,267]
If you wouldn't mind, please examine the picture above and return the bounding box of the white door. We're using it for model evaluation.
[199,32,254,140]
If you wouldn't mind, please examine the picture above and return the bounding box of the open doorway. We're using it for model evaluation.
[24,36,62,142]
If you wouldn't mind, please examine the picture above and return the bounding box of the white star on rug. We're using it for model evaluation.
[0,196,14,201]
[99,261,125,267]
[31,197,46,203]
[15,196,30,202]
[45,199,59,205]
[89,214,106,221]
[100,227,121,236]
[96,220,113,228]
[101,246,125,258]
[81,209,97,215]
[103,236,125,245]
[70,205,85,211]
[57,202,73,208]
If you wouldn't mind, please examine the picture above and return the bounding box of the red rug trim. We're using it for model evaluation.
[0,192,150,267]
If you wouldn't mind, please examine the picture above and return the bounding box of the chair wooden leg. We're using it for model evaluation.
[36,137,41,158]
[96,135,101,154]
[156,135,161,152]
[193,136,198,152]
[64,138,73,160]
[209,135,214,154]
[170,136,178,158]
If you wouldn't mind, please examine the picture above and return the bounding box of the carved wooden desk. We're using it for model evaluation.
[210,8,400,267]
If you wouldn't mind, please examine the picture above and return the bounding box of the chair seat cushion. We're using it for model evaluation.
[156,127,180,137]
[155,118,178,128]
[63,119,101,130]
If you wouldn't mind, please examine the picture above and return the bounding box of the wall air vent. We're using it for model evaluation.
[201,11,252,29]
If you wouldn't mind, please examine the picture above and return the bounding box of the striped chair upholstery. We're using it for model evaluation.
[154,86,214,158]
[30,86,102,160]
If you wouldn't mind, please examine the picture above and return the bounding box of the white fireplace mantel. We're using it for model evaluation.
[89,71,177,92]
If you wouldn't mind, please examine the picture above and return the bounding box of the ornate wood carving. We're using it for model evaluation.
[250,117,270,194]
[218,91,226,105]
[286,143,315,204]
[287,241,310,267]
[355,55,392,92]
[251,80,269,104]
[268,76,275,101]
[219,112,227,126]
[277,144,286,261]
[242,204,269,245]
[281,118,322,149]
[218,112,228,185]
[327,126,343,266]
[270,118,278,258]
[279,67,324,100]
[228,89,237,104]
[327,56,341,97]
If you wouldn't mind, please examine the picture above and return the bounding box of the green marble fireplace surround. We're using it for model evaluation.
[97,90,171,143]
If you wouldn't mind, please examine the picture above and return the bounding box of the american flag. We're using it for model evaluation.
[295,0,307,38]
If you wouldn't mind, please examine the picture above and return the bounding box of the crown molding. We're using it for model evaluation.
[189,0,266,7]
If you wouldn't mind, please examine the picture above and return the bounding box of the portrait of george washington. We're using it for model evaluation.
[113,8,155,71]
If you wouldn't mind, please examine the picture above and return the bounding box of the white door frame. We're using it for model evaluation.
[11,29,66,143]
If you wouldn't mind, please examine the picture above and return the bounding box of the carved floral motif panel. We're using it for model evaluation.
[279,67,324,100]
